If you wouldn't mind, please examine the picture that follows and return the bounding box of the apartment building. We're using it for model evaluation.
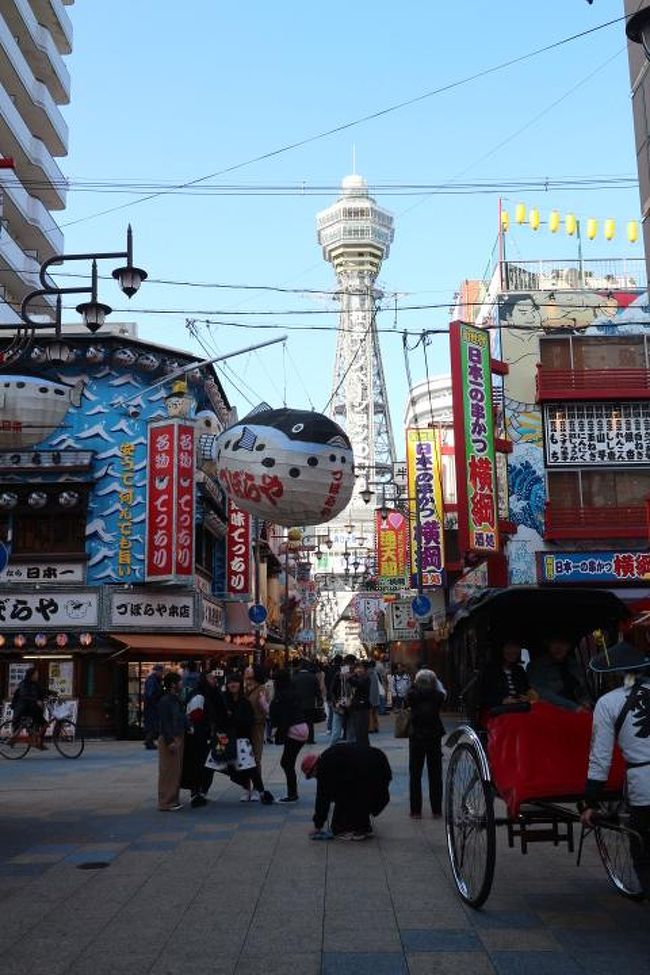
[0,0,74,325]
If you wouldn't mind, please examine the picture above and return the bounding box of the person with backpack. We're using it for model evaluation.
[581,641,650,898]
[406,669,446,819]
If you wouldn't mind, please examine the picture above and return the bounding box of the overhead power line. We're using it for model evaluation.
[0,175,638,196]
[59,14,627,229]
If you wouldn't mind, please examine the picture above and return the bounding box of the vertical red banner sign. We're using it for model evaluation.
[175,424,195,577]
[146,419,196,583]
[145,421,176,580]
[226,499,251,597]
[375,509,408,578]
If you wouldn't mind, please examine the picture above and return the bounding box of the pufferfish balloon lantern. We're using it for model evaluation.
[214,406,354,526]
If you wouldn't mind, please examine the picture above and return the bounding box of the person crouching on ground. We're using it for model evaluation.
[158,672,187,812]
[303,742,392,841]
[407,669,446,819]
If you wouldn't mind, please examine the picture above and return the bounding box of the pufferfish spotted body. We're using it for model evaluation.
[214,407,355,526]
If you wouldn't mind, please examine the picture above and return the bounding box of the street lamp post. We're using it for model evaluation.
[20,225,147,339]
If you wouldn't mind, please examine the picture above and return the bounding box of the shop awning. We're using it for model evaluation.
[111,633,236,659]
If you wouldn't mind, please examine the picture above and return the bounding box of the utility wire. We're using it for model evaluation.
[59,15,627,229]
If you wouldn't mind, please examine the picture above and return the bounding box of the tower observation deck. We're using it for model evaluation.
[317,175,397,520]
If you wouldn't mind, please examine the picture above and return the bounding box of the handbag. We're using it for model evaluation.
[287,722,309,742]
[235,737,257,771]
[205,736,234,772]
[394,706,412,739]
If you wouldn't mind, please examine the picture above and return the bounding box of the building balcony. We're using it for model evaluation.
[0,86,66,210]
[0,164,63,260]
[536,365,650,400]
[0,221,56,310]
[4,0,71,104]
[544,503,647,540]
[29,0,73,56]
[0,15,69,156]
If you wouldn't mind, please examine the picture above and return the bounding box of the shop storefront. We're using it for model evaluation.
[0,586,232,738]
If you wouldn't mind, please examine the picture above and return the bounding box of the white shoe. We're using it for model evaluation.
[240,792,252,802]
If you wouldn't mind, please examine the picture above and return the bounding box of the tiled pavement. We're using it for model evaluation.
[1,718,649,974]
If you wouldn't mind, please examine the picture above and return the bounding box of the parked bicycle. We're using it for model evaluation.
[0,694,84,760]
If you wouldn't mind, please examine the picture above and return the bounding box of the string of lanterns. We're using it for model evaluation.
[501,204,639,243]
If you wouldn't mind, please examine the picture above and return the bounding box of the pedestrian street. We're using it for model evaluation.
[1,719,649,975]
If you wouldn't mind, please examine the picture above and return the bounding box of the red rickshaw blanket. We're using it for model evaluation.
[486,701,625,816]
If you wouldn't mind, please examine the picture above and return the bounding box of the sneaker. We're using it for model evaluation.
[278,795,299,803]
[334,831,355,840]
[351,832,368,841]
[240,792,252,803]
[190,795,207,808]
[160,803,183,812]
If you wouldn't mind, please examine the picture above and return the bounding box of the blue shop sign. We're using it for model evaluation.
[537,551,650,585]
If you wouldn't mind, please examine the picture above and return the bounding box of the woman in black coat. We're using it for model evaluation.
[181,672,227,808]
[406,669,446,819]
[270,669,306,802]
[480,640,530,710]
[218,672,266,799]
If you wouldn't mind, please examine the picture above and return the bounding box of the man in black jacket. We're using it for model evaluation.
[302,743,392,840]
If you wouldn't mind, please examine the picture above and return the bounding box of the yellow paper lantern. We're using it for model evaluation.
[515,202,526,225]
[628,220,639,244]
[501,210,510,232]
[586,218,598,240]
[604,219,616,241]
[549,210,560,233]
[529,208,540,231]
[565,213,577,236]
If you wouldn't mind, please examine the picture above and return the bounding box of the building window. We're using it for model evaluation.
[548,469,650,509]
[13,513,86,555]
[540,335,648,370]
[195,526,215,576]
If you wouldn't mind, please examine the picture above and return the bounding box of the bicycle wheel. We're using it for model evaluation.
[595,802,644,901]
[445,741,496,908]
[0,719,31,759]
[53,720,84,759]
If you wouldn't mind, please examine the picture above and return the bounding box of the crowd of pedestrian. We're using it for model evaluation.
[143,655,444,838]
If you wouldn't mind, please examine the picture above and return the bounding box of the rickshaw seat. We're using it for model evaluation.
[486,701,625,817]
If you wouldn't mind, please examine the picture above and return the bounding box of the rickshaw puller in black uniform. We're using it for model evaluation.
[581,641,650,897]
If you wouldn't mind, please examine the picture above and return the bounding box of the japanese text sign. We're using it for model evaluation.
[226,499,251,597]
[0,591,99,629]
[375,509,407,580]
[538,551,650,585]
[450,322,499,555]
[406,429,445,588]
[145,420,195,583]
[108,590,196,630]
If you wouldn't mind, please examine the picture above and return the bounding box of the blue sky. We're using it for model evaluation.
[58,0,639,454]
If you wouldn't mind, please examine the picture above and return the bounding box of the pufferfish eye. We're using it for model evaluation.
[291,423,304,433]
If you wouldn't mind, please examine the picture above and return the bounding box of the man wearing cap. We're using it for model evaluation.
[581,640,650,897]
[302,743,392,841]
[143,664,164,750]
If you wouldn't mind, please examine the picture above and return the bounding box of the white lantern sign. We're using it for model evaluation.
[214,407,354,526]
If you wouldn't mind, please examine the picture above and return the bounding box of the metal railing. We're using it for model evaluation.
[501,259,647,292]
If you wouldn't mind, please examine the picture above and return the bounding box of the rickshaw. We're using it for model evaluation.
[444,587,644,908]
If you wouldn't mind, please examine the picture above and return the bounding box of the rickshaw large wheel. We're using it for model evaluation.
[445,741,496,908]
[594,801,644,901]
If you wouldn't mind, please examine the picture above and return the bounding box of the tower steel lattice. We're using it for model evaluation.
[317,174,397,519]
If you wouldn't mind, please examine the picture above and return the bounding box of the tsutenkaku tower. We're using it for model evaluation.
[317,174,397,518]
